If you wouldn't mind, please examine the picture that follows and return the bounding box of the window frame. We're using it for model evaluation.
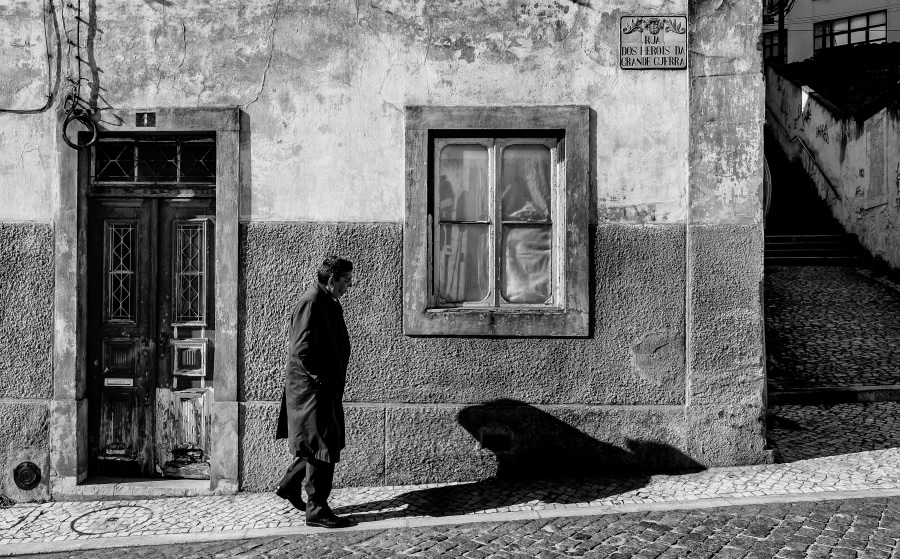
[404,106,590,337]
[814,10,887,52]
[432,136,560,310]
[762,31,785,62]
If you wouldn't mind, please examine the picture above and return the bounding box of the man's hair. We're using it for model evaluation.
[317,256,353,284]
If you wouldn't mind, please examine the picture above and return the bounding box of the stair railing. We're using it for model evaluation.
[764,155,772,218]
[766,105,842,201]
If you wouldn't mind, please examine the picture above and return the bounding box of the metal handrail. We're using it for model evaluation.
[764,155,772,217]
[765,104,842,201]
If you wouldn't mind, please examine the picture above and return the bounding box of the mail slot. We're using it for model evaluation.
[104,377,134,387]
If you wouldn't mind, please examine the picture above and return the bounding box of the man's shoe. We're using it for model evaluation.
[275,489,306,511]
[306,513,353,529]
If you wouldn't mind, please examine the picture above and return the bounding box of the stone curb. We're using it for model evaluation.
[6,487,900,557]
[769,385,900,405]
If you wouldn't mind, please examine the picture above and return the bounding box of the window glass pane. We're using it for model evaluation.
[96,143,135,181]
[438,144,489,221]
[814,24,824,38]
[501,144,552,221]
[850,30,866,44]
[834,19,849,32]
[437,224,490,303]
[870,12,886,25]
[834,33,848,46]
[502,226,551,304]
[870,26,886,41]
[137,143,178,181]
[850,15,866,29]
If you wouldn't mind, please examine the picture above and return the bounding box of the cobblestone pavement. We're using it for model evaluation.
[765,266,900,391]
[19,496,900,558]
[6,445,900,554]
[768,402,900,463]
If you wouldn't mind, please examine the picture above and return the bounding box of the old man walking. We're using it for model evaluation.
[275,256,354,528]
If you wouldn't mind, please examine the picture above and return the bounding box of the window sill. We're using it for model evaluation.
[407,306,588,337]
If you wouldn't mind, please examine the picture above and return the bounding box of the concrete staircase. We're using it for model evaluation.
[764,142,861,266]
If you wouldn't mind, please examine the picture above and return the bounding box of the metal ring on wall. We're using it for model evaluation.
[62,112,98,150]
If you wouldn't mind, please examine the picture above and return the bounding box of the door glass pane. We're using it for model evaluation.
[502,226,551,304]
[437,224,489,303]
[870,12,886,25]
[106,222,136,322]
[501,144,552,221]
[173,222,207,324]
[437,145,489,221]
[180,143,217,182]
[137,143,178,182]
[850,15,867,29]
[96,143,135,181]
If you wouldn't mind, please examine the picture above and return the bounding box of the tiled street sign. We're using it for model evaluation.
[620,16,687,70]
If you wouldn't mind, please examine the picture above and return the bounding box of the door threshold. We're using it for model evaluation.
[54,476,219,502]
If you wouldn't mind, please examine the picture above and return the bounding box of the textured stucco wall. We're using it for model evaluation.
[239,222,687,406]
[238,221,690,487]
[0,223,53,399]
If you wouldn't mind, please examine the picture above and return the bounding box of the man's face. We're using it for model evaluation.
[329,271,353,300]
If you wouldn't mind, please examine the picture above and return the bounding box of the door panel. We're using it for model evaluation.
[88,198,215,479]
[87,200,156,477]
[156,199,216,478]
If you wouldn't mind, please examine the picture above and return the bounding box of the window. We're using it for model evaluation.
[814,11,887,51]
[403,106,590,337]
[763,31,786,62]
[92,134,216,195]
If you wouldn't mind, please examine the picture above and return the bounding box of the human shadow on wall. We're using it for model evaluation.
[333,399,704,522]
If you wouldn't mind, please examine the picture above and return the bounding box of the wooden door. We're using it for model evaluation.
[155,199,215,479]
[87,198,215,478]
[87,199,156,477]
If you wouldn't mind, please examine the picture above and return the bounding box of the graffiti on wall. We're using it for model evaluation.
[816,124,830,144]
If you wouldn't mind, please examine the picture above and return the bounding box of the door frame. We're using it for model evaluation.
[51,108,240,495]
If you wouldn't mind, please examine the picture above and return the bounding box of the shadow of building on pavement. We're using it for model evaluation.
[335,399,704,522]
[767,402,900,462]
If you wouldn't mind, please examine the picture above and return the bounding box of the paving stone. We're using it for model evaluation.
[765,266,900,390]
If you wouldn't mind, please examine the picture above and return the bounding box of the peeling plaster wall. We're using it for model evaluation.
[1,0,689,224]
[685,0,767,467]
[767,66,900,270]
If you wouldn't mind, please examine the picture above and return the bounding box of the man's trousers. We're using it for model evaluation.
[277,455,335,520]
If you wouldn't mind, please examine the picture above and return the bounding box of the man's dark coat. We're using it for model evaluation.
[276,283,350,463]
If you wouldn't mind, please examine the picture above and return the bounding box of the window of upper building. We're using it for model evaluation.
[814,10,887,52]
[403,106,590,337]
[763,31,786,62]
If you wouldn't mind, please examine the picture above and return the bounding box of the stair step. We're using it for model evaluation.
[765,256,860,266]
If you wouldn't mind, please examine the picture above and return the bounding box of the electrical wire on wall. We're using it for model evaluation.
[60,0,97,149]
[0,0,98,149]
[0,0,61,114]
